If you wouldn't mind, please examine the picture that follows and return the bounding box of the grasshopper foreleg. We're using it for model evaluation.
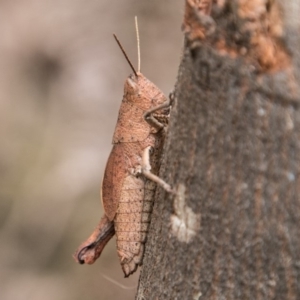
[141,146,174,194]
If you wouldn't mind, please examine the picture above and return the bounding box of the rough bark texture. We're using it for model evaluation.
[137,1,300,299]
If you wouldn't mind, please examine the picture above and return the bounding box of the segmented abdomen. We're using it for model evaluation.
[114,173,156,277]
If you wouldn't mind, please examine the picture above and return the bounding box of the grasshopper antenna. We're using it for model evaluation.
[135,16,141,73]
[113,34,138,77]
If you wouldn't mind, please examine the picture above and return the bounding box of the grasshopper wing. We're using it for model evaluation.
[102,145,126,221]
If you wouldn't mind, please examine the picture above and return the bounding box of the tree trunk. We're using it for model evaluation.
[136,1,300,299]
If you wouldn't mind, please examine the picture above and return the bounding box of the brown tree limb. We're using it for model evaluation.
[137,1,300,299]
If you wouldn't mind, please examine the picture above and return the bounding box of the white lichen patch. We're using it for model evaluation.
[170,183,201,243]
[286,171,295,182]
[285,110,294,131]
[193,291,202,300]
[257,108,265,116]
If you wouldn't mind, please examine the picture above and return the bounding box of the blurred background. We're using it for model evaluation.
[0,0,183,299]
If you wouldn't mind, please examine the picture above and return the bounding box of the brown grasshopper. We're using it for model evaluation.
[74,19,173,277]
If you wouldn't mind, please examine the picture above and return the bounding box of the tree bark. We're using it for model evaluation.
[137,1,300,299]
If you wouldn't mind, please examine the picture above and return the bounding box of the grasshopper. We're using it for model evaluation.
[74,18,173,277]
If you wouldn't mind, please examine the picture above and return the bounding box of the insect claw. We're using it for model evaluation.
[76,248,88,264]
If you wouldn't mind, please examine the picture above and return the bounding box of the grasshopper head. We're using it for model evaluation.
[124,72,167,111]
[113,34,167,111]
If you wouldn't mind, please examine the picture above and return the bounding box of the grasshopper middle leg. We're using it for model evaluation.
[141,146,174,194]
